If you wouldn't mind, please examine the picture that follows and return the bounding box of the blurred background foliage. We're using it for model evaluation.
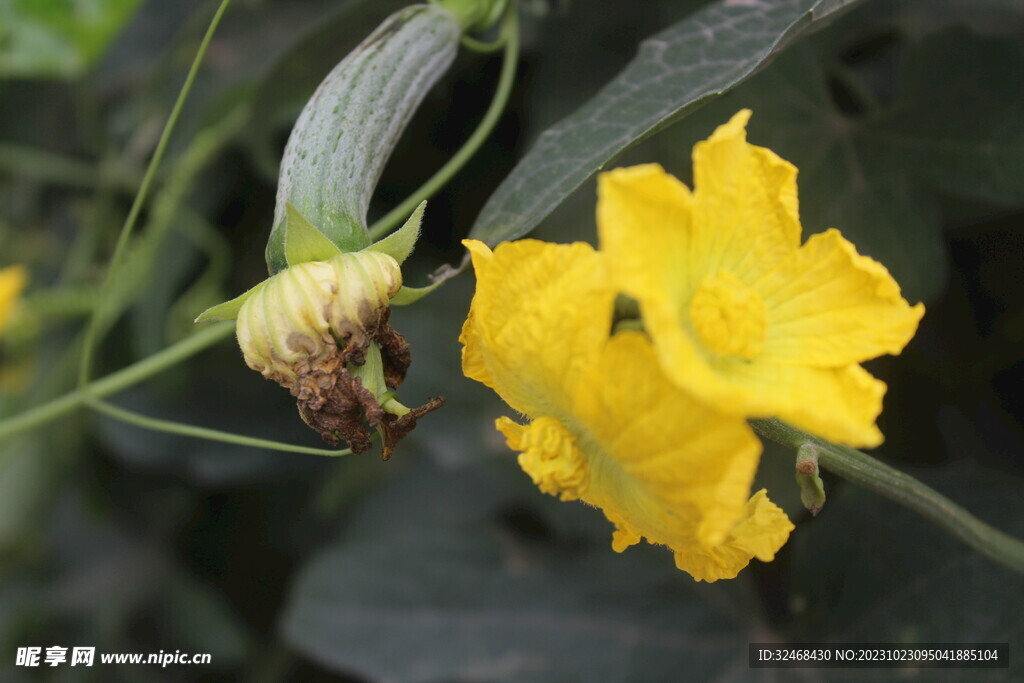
[0,0,1022,680]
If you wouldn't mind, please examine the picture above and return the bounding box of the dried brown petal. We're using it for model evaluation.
[377,314,411,390]
[297,368,377,453]
[375,396,446,460]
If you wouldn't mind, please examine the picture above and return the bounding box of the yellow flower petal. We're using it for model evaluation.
[690,109,801,280]
[0,265,27,336]
[462,233,794,581]
[490,330,789,581]
[599,110,920,447]
[673,489,795,582]
[597,163,695,305]
[638,277,889,447]
[727,361,886,447]
[497,416,588,501]
[460,239,613,418]
[574,332,765,550]
[758,228,926,366]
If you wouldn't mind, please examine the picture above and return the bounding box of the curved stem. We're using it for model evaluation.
[0,323,234,441]
[460,31,507,54]
[751,418,1024,574]
[87,399,353,457]
[78,0,232,388]
[367,3,519,242]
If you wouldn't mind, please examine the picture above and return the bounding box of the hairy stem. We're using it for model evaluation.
[751,418,1024,573]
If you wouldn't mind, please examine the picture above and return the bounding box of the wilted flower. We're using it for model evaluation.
[199,204,443,459]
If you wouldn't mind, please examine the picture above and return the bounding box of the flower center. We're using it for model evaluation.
[689,270,767,359]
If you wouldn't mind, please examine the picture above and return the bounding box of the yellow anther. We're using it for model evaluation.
[690,270,767,359]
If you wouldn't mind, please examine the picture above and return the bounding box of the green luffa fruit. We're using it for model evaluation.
[264,3,461,273]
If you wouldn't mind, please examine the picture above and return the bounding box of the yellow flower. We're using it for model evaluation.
[461,239,793,581]
[0,265,27,336]
[598,110,924,447]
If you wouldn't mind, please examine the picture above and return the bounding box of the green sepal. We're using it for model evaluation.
[194,281,265,323]
[367,201,425,265]
[795,444,827,517]
[390,281,441,306]
[347,341,388,400]
[285,202,343,266]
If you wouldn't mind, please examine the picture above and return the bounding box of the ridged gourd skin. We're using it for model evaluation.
[265,4,461,273]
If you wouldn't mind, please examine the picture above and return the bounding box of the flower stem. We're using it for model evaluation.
[367,2,519,242]
[751,418,1024,574]
[460,28,507,54]
[0,323,235,441]
[77,0,232,388]
[87,399,353,457]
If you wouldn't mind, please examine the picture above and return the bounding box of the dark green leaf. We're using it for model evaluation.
[94,383,328,486]
[863,29,1024,205]
[470,0,862,245]
[163,573,252,664]
[282,459,760,682]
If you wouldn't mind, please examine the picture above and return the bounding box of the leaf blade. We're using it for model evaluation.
[469,0,862,245]
[281,460,752,682]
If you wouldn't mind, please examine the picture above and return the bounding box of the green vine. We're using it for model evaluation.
[77,0,233,389]
[751,418,1024,574]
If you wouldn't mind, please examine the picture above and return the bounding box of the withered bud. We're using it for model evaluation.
[237,251,400,389]
[235,250,442,458]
